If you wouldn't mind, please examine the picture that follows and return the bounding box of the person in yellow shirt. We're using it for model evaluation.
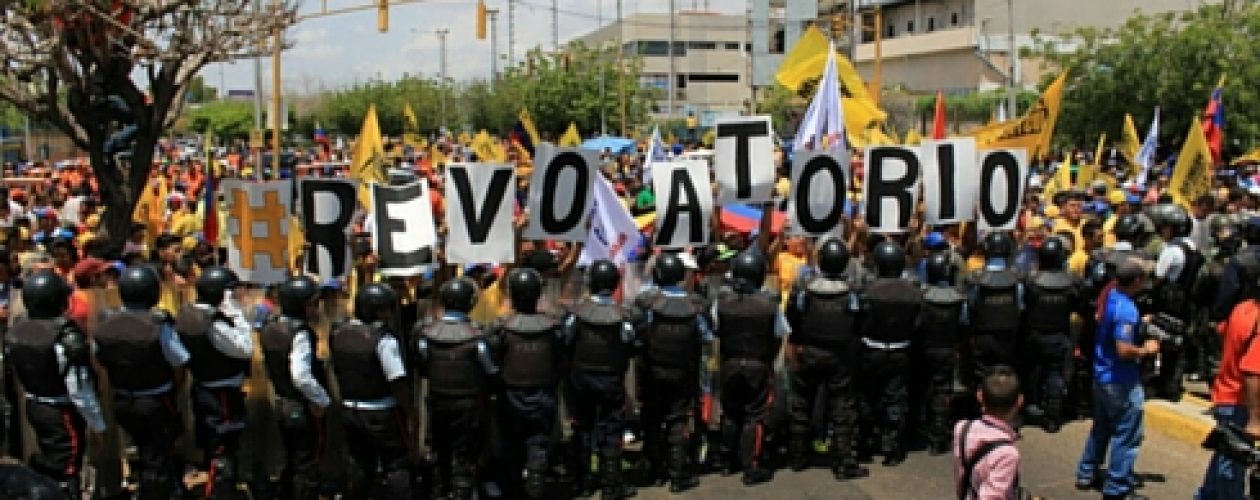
[774,236,809,305]
[1102,192,1141,248]
[1051,191,1086,251]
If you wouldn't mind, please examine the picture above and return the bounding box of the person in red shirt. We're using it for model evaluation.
[1198,297,1260,499]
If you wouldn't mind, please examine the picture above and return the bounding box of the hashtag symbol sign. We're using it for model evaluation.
[228,187,288,270]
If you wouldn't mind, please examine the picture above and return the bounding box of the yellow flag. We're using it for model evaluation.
[351,104,387,209]
[904,129,923,146]
[559,122,582,147]
[471,130,505,163]
[1234,147,1260,165]
[1121,114,1141,166]
[1169,117,1213,209]
[775,26,830,92]
[403,103,420,146]
[288,215,304,271]
[458,131,472,146]
[980,71,1068,161]
[967,119,1013,143]
[1042,162,1074,201]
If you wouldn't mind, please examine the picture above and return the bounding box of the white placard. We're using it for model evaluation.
[371,180,437,276]
[444,163,517,264]
[788,150,850,237]
[222,179,292,284]
[976,148,1030,231]
[714,115,775,204]
[524,143,597,241]
[921,138,979,225]
[652,160,714,248]
[861,146,922,234]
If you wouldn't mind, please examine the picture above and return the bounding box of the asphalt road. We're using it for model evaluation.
[630,420,1211,500]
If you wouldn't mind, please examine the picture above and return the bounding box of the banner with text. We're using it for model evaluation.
[715,116,776,204]
[653,160,714,248]
[445,163,517,264]
[524,144,598,241]
[372,181,438,276]
[223,179,292,284]
[299,178,357,282]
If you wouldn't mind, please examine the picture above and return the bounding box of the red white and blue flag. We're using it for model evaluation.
[1202,79,1225,165]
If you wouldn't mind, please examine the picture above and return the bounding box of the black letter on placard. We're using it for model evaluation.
[979,151,1021,226]
[794,155,847,233]
[934,143,958,219]
[540,152,590,233]
[717,120,770,199]
[301,180,356,277]
[865,147,920,230]
[655,168,704,246]
[374,182,433,268]
[450,167,513,244]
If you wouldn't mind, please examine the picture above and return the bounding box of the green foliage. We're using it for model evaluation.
[1031,2,1260,155]
[911,90,1038,123]
[306,42,651,138]
[186,100,255,139]
[185,76,218,104]
[756,85,799,136]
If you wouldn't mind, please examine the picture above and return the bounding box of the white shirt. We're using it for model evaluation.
[193,302,255,388]
[1156,238,1195,282]
[290,329,331,408]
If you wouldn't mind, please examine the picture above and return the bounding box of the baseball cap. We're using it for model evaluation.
[924,232,947,250]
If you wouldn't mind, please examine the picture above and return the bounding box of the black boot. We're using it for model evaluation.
[741,464,772,486]
[787,436,809,471]
[598,453,635,500]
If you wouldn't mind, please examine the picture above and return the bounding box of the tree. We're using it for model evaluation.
[1030,2,1260,155]
[0,1,296,249]
[185,75,218,104]
[186,100,255,140]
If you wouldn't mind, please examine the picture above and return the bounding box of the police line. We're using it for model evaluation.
[221,128,1028,284]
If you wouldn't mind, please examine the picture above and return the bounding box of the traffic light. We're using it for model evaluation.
[377,0,389,33]
[476,0,487,40]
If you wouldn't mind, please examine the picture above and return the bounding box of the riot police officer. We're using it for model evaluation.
[1193,219,1242,382]
[563,260,637,499]
[7,270,106,496]
[858,241,922,466]
[95,266,185,499]
[1212,216,1260,322]
[490,268,563,499]
[331,283,414,499]
[419,278,497,500]
[714,251,785,485]
[965,231,1024,385]
[1022,236,1080,432]
[1150,203,1202,400]
[174,266,254,499]
[634,253,712,492]
[784,239,868,479]
[261,275,329,499]
[917,251,966,454]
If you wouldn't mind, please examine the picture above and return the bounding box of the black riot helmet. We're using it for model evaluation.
[22,270,70,319]
[588,260,621,295]
[354,283,398,323]
[872,241,906,278]
[925,252,954,286]
[195,266,239,305]
[507,268,543,314]
[817,239,850,278]
[653,253,686,286]
[1151,203,1192,238]
[1114,214,1144,243]
[1038,236,1068,271]
[982,231,1014,259]
[730,251,767,292]
[118,265,161,310]
[1244,217,1260,245]
[278,275,319,320]
[439,277,478,314]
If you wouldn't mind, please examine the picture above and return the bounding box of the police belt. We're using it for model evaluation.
[114,381,174,399]
[861,338,911,350]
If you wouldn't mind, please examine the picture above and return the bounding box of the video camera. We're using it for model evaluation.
[1142,312,1186,347]
[1203,422,1260,466]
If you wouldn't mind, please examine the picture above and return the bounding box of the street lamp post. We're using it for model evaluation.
[436,28,449,129]
[487,8,500,88]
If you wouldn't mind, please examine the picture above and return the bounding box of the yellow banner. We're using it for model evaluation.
[1121,113,1141,166]
[351,104,387,209]
[980,72,1068,161]
[471,130,506,163]
[1169,118,1213,209]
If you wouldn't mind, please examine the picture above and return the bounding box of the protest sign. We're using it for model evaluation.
[788,150,850,236]
[223,179,291,284]
[580,174,643,265]
[862,146,922,234]
[976,149,1030,231]
[372,181,438,276]
[921,138,979,225]
[524,144,597,241]
[299,179,357,282]
[445,163,516,264]
[653,160,713,248]
[715,116,775,204]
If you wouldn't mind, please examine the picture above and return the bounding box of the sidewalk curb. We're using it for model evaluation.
[1143,394,1212,447]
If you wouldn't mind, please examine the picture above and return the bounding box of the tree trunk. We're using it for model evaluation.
[95,132,157,257]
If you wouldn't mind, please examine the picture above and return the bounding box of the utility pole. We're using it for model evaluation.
[1006,0,1018,117]
[271,0,283,178]
[617,0,625,136]
[253,0,264,180]
[552,0,559,50]
[488,8,500,87]
[598,0,605,135]
[437,28,449,129]
[507,0,515,67]
[667,0,675,118]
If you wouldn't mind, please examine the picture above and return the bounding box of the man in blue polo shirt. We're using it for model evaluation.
[1076,259,1161,500]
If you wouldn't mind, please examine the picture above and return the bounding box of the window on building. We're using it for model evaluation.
[673,42,687,55]
[772,29,785,53]
[928,17,935,32]
[885,24,894,38]
[677,74,687,89]
[907,20,914,33]
[687,73,739,83]
[639,74,668,90]
[688,41,717,50]
[725,42,741,50]
[638,41,670,56]
[951,13,959,26]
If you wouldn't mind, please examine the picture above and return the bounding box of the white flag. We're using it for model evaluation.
[793,42,846,156]
[642,124,669,184]
[1135,107,1160,188]
[581,175,643,265]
